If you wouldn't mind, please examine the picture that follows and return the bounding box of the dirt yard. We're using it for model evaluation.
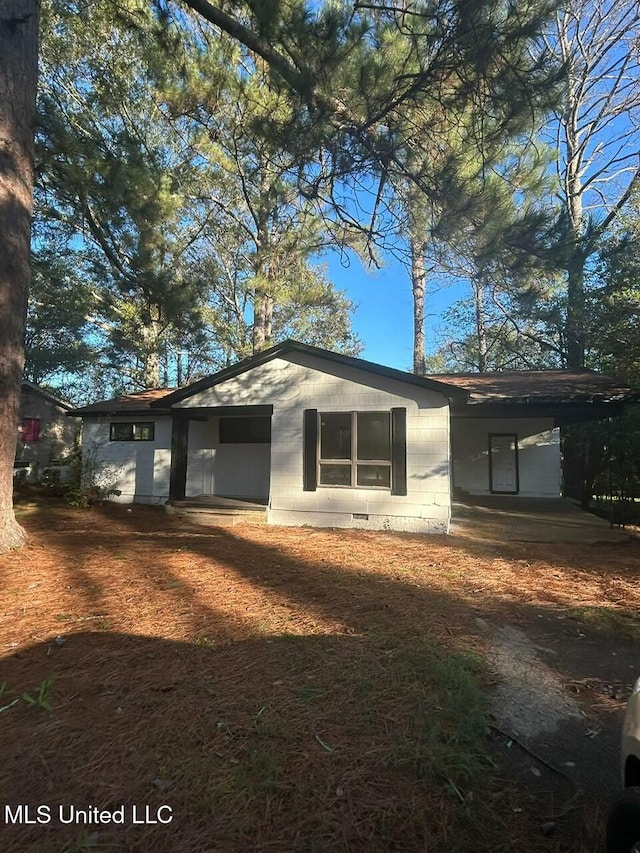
[1,501,639,853]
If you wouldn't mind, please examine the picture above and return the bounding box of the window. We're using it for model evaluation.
[21,418,41,443]
[219,416,271,444]
[110,422,155,442]
[318,412,391,488]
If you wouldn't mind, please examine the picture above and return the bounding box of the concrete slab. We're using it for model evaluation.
[450,496,630,544]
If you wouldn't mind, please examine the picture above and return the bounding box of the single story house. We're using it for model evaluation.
[15,381,79,482]
[69,341,636,533]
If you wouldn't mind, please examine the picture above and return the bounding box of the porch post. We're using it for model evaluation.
[169,414,189,501]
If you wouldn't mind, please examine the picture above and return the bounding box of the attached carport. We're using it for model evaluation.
[430,369,638,500]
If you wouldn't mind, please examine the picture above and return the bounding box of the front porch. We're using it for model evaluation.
[166,495,268,526]
[168,406,273,505]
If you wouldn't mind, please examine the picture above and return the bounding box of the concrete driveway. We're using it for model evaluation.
[451,496,631,544]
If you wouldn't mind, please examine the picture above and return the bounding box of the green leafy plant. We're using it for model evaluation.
[0,682,20,714]
[58,444,123,508]
[22,677,56,712]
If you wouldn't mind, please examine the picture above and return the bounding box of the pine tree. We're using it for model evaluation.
[0,1,40,552]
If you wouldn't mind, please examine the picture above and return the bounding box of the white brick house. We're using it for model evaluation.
[70,341,634,533]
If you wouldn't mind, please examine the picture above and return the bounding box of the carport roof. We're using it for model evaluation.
[432,369,637,404]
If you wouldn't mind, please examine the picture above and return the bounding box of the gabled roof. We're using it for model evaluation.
[22,380,74,411]
[68,388,176,416]
[68,341,638,417]
[431,370,637,404]
[152,339,467,407]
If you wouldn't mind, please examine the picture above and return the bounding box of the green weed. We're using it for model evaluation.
[22,676,56,712]
[567,605,640,639]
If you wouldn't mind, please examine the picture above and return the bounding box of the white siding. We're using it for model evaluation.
[82,416,172,504]
[178,354,452,533]
[451,417,561,497]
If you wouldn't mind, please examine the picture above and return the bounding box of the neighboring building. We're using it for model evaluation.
[15,382,79,481]
[68,341,636,533]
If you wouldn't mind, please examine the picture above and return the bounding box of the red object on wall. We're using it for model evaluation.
[21,418,41,442]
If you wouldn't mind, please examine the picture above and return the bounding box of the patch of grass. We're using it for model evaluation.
[8,505,634,851]
[567,605,640,639]
[0,682,21,714]
[22,676,56,712]
[0,677,56,713]
[372,637,491,797]
[294,684,325,704]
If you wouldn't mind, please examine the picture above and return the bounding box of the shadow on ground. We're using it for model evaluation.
[2,502,638,852]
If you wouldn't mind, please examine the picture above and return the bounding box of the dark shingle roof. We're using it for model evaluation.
[429,370,636,403]
[68,388,176,416]
[154,339,467,407]
[69,343,639,416]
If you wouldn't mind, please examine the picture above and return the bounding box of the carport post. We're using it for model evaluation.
[169,414,189,501]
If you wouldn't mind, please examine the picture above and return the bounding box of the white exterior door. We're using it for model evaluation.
[489,434,518,493]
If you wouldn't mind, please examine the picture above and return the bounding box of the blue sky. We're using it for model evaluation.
[325,249,466,371]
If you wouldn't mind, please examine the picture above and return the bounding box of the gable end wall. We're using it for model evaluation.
[178,356,452,533]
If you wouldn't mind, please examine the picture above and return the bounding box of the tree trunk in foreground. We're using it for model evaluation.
[0,1,40,552]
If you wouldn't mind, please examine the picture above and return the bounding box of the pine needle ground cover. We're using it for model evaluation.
[1,503,639,852]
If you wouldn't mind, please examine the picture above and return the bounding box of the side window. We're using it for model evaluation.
[109,422,155,441]
[21,418,41,443]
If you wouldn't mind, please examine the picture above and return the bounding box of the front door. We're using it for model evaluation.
[489,433,518,494]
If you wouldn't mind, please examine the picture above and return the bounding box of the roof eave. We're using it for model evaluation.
[152,339,468,407]
[68,407,172,417]
[22,380,73,410]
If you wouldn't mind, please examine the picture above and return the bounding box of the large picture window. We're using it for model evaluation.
[318,412,391,488]
[110,422,155,442]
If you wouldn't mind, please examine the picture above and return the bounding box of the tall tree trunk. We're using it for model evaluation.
[473,279,488,372]
[409,206,427,375]
[139,308,163,388]
[565,248,585,369]
[0,1,40,553]
[142,347,160,389]
[558,12,585,369]
[411,240,426,374]
[252,290,273,353]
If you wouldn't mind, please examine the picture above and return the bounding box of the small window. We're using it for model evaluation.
[318,412,391,488]
[219,417,271,444]
[21,418,41,443]
[110,422,155,441]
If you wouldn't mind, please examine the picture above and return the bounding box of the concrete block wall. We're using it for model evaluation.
[82,416,172,504]
[180,354,452,531]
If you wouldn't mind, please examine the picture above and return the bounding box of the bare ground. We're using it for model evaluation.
[1,501,639,852]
